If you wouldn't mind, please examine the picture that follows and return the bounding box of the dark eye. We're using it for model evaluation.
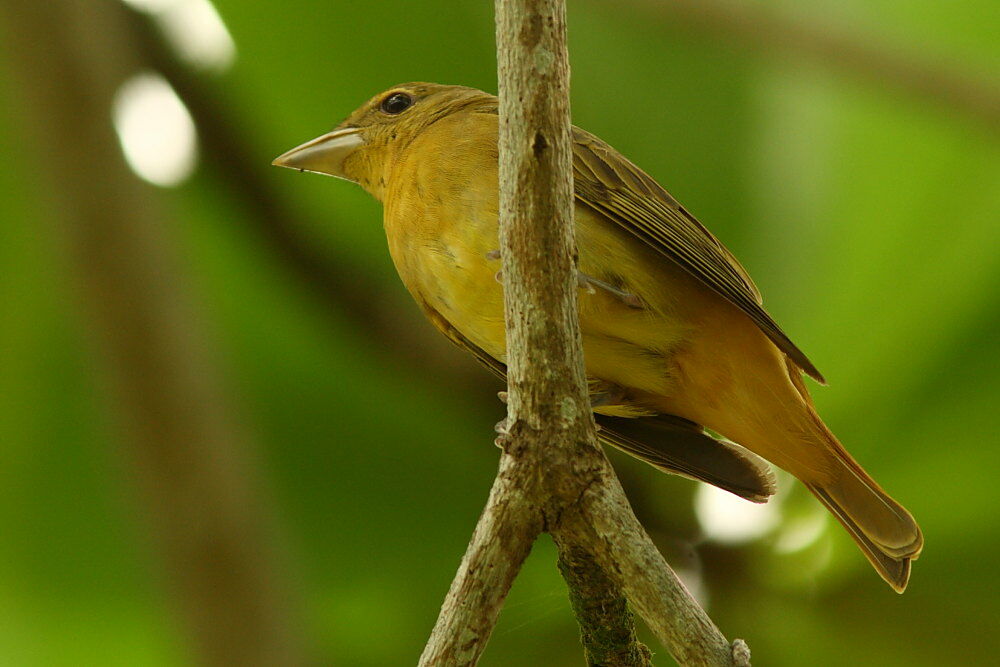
[380,92,413,115]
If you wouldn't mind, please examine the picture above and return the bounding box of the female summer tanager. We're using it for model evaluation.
[273,82,922,592]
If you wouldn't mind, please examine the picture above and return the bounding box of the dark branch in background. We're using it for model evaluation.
[596,0,1000,132]
[125,0,998,393]
[122,7,379,320]
[121,5,485,383]
[0,1,309,664]
[558,547,653,666]
[421,1,748,665]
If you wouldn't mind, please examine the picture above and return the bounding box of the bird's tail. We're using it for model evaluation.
[802,415,923,592]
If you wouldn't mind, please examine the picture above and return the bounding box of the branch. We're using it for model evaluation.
[420,1,748,664]
[594,0,1000,132]
[418,456,542,665]
[552,474,746,666]
[558,546,652,666]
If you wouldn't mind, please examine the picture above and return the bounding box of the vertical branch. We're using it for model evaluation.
[0,1,308,664]
[496,0,587,436]
[495,2,741,664]
[494,4,652,661]
[425,1,750,665]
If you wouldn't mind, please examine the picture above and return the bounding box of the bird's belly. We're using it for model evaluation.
[414,229,687,399]
[419,238,508,360]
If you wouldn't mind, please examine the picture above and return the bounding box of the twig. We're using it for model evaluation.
[595,0,1000,132]
[420,1,749,664]
[418,456,543,665]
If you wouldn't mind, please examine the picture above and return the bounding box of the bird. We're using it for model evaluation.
[273,82,922,592]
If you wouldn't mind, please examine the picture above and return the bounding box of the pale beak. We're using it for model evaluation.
[271,127,365,182]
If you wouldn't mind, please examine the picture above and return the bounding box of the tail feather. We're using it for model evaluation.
[779,356,923,590]
[802,423,923,592]
[807,483,917,593]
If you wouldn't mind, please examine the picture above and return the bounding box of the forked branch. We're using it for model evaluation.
[420,1,749,665]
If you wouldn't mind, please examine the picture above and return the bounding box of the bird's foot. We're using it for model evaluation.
[577,272,598,295]
[494,416,513,449]
[576,272,644,309]
[487,250,504,282]
[590,383,628,409]
[489,254,640,309]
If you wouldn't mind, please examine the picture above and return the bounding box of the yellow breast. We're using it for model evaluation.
[382,111,701,403]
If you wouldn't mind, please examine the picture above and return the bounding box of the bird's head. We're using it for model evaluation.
[272,82,496,198]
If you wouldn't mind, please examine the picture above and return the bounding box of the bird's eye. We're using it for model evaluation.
[380,92,413,115]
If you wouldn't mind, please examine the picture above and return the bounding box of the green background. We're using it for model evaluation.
[1,0,998,664]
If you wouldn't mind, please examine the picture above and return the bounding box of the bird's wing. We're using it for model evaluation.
[416,299,775,502]
[596,414,775,503]
[571,127,824,384]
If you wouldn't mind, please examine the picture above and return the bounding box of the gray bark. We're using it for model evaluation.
[421,1,750,665]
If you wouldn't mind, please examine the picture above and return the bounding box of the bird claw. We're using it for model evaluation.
[620,292,643,309]
[577,272,643,309]
[590,383,628,408]
[497,391,508,404]
[491,259,640,308]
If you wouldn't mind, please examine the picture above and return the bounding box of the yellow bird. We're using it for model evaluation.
[273,82,922,592]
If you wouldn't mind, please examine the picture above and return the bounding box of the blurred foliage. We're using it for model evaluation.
[1,0,998,664]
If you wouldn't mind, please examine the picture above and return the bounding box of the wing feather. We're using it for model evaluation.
[415,299,775,501]
[571,128,824,383]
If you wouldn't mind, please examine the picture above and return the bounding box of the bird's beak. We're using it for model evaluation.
[271,127,365,182]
